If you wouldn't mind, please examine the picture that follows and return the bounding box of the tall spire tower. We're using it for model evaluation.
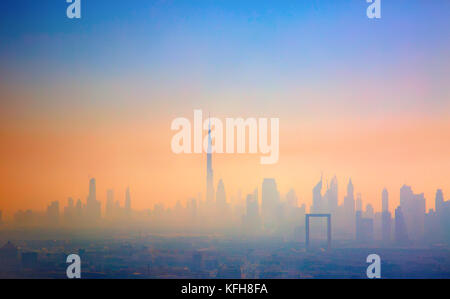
[206,117,215,202]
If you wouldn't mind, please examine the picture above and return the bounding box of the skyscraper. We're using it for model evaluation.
[187,197,198,222]
[382,188,389,213]
[64,197,75,224]
[89,178,96,203]
[261,178,280,231]
[243,188,261,234]
[106,189,114,219]
[356,210,374,243]
[216,179,227,209]
[344,179,355,211]
[433,189,449,241]
[395,206,409,244]
[356,193,362,212]
[46,201,59,225]
[206,120,215,203]
[311,175,323,213]
[215,179,230,227]
[365,203,374,219]
[381,188,391,243]
[400,185,425,240]
[286,189,298,207]
[435,189,444,214]
[343,179,355,235]
[75,199,82,220]
[125,187,131,215]
[325,176,338,214]
[86,178,101,222]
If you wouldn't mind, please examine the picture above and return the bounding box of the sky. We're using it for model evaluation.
[0,0,449,218]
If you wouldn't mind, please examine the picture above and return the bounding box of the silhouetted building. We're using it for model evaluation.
[46,201,59,225]
[343,179,356,236]
[400,185,425,240]
[435,189,444,214]
[285,189,298,207]
[382,188,389,212]
[86,178,101,222]
[125,187,131,216]
[356,211,374,243]
[395,207,409,244]
[356,193,362,212]
[365,204,374,219]
[283,189,306,240]
[75,199,82,220]
[431,189,450,241]
[14,210,36,226]
[311,175,324,213]
[261,178,280,231]
[216,179,227,208]
[325,176,338,214]
[106,189,115,219]
[187,198,198,222]
[64,197,75,224]
[381,188,391,243]
[243,189,261,234]
[206,120,215,203]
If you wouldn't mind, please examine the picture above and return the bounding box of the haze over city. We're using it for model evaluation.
[1,1,450,218]
[0,0,449,280]
[2,124,449,247]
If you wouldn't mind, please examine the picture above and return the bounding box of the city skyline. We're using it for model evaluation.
[0,1,449,221]
[1,1,450,216]
[2,118,448,247]
[2,132,449,247]
[0,116,448,241]
[0,0,449,281]
[1,171,448,221]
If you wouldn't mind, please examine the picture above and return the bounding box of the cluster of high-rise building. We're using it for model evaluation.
[304,174,450,245]
[10,178,132,228]
[1,127,449,246]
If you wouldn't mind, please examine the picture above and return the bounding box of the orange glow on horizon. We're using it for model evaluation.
[1,111,449,219]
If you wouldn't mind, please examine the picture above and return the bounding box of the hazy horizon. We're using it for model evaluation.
[1,0,449,216]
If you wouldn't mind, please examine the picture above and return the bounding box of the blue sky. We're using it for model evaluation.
[0,0,449,117]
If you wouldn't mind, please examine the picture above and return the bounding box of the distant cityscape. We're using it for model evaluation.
[0,128,449,278]
[1,0,449,280]
[1,128,449,245]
